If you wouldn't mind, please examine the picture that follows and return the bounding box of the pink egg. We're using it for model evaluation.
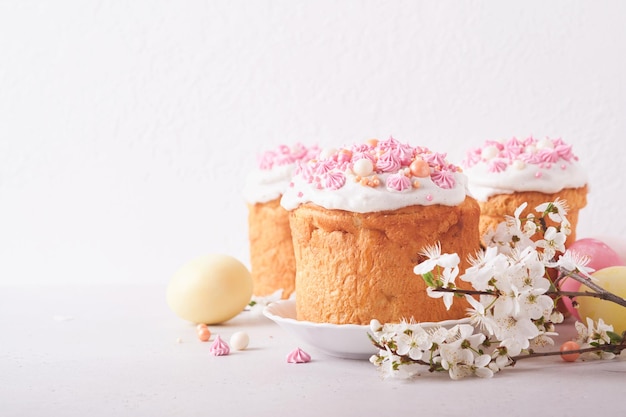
[560,238,626,319]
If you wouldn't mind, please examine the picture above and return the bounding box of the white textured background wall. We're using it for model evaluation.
[1,1,625,285]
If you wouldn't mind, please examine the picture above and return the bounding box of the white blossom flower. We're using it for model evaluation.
[370,319,383,334]
[575,318,616,360]
[555,250,595,278]
[529,332,557,349]
[560,217,572,237]
[491,346,513,370]
[396,326,431,360]
[486,218,536,257]
[534,226,566,259]
[448,355,494,380]
[588,317,614,344]
[428,326,451,347]
[413,242,460,275]
[492,279,522,318]
[536,198,569,223]
[426,266,459,310]
[519,291,554,320]
[462,247,508,291]
[523,217,538,236]
[440,340,493,380]
[377,348,402,378]
[465,294,497,334]
[549,310,564,324]
[493,314,538,350]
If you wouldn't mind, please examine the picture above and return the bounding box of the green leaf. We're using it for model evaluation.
[422,271,435,287]
[607,331,623,344]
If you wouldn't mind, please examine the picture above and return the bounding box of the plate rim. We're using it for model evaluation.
[263,299,471,329]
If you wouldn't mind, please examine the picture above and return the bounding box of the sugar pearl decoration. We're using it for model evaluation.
[536,138,554,149]
[409,159,430,177]
[229,331,250,350]
[481,145,499,160]
[352,158,374,177]
[319,147,338,160]
[512,160,525,170]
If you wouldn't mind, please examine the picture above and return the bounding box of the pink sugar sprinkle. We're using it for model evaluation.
[385,173,412,191]
[426,194,433,201]
[561,164,567,170]
[297,191,303,198]
[324,171,347,190]
[488,159,508,173]
[535,171,543,178]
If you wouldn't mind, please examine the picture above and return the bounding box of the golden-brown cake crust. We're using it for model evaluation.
[247,198,296,298]
[289,197,481,325]
[477,185,588,246]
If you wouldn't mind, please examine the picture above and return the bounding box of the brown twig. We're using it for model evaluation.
[510,343,626,363]
[429,266,626,309]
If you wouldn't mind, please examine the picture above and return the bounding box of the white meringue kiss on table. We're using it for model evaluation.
[263,299,469,360]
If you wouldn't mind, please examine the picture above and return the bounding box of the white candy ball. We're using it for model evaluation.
[352,158,374,177]
[512,160,525,170]
[536,138,554,149]
[230,331,250,350]
[481,145,499,160]
[319,147,337,160]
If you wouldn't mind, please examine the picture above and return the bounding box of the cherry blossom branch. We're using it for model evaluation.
[554,267,626,308]
[429,267,626,309]
[510,342,626,363]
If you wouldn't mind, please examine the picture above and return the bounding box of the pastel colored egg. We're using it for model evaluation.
[560,238,626,319]
[577,266,626,334]
[590,235,626,265]
[167,254,253,324]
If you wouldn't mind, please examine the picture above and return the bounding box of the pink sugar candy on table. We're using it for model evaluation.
[209,335,230,356]
[287,347,311,364]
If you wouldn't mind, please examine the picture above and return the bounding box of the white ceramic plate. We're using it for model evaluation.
[263,300,470,360]
[263,300,373,360]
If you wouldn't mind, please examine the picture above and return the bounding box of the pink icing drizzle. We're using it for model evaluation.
[385,173,412,191]
[292,136,458,192]
[488,159,508,173]
[286,347,311,363]
[324,171,347,190]
[430,170,456,189]
[376,150,402,173]
[209,335,230,356]
[257,143,320,170]
[463,136,579,172]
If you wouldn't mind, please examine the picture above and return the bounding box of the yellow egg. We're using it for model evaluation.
[166,254,253,324]
[577,266,626,334]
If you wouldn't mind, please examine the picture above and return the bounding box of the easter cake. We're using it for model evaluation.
[462,136,588,246]
[243,143,319,299]
[281,137,481,325]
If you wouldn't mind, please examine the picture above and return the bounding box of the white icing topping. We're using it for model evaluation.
[462,137,588,201]
[243,143,319,204]
[281,171,470,212]
[280,138,471,213]
[243,163,295,204]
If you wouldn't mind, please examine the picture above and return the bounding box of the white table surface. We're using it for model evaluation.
[1,284,624,417]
